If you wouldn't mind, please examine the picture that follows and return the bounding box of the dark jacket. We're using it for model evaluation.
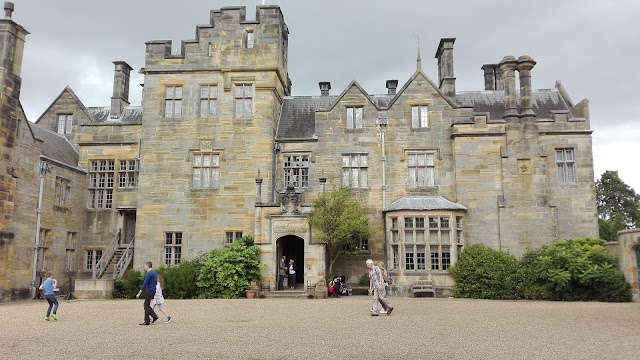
[140,269,157,293]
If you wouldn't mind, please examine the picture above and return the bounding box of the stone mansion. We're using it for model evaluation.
[0,4,598,300]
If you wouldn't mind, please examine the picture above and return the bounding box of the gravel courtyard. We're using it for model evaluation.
[2,296,639,359]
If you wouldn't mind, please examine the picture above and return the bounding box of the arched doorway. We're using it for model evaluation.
[278,235,304,287]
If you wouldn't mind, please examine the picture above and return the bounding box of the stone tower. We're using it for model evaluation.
[135,6,290,265]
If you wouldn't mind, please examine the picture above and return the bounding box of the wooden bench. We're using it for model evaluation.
[411,280,436,298]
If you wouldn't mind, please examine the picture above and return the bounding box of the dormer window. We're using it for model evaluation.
[57,114,73,134]
[411,106,429,128]
[346,107,363,129]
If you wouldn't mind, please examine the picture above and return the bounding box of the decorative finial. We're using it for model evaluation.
[416,34,422,71]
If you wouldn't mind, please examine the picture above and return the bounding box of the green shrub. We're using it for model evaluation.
[449,244,524,300]
[521,238,631,302]
[196,236,261,299]
[156,260,199,299]
[113,269,144,299]
[358,273,369,286]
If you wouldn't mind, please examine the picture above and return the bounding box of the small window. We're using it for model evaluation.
[283,154,309,188]
[164,86,183,118]
[342,154,368,187]
[411,106,428,128]
[208,43,214,56]
[85,249,103,271]
[118,160,139,189]
[346,107,363,129]
[54,177,71,208]
[200,85,218,118]
[57,114,73,134]
[65,232,77,271]
[556,148,576,183]
[225,231,243,245]
[234,84,253,118]
[164,232,183,266]
[246,31,254,49]
[407,152,435,188]
[192,153,220,188]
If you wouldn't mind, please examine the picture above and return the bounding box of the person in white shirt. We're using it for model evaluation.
[152,274,172,323]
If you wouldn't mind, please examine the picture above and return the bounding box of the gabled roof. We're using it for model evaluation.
[35,86,95,124]
[383,196,467,212]
[86,106,143,124]
[30,124,79,168]
[385,69,460,110]
[323,80,384,112]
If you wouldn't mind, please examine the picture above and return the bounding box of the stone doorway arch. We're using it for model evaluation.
[277,235,304,287]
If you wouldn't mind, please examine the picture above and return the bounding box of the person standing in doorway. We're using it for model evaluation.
[39,272,58,321]
[367,259,393,316]
[136,261,159,325]
[288,259,296,289]
[278,255,287,290]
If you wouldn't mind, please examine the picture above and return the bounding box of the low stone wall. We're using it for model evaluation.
[74,279,114,300]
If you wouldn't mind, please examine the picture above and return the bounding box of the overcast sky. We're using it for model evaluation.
[14,0,640,192]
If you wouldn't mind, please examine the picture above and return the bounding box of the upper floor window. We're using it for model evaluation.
[200,85,218,118]
[407,152,435,188]
[411,106,429,128]
[54,177,71,208]
[119,160,139,189]
[556,148,576,183]
[165,86,183,118]
[88,160,114,209]
[234,84,253,118]
[346,107,363,129]
[65,232,77,272]
[192,153,220,189]
[342,154,368,187]
[164,232,183,266]
[284,154,309,188]
[246,31,254,49]
[57,114,73,134]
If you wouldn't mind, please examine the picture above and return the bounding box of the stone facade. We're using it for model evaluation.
[1,4,600,299]
[604,229,640,301]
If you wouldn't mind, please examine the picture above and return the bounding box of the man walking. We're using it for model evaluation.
[278,255,287,290]
[367,259,393,316]
[136,261,159,325]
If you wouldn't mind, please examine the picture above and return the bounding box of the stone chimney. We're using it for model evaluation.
[110,61,133,118]
[0,2,28,78]
[319,81,331,96]
[481,64,496,91]
[435,38,456,97]
[498,56,518,119]
[517,55,536,118]
[386,80,398,95]
[495,69,504,91]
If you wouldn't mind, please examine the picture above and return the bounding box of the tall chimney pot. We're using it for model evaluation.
[498,56,519,119]
[385,80,398,95]
[319,81,331,96]
[110,61,133,118]
[4,2,13,19]
[481,64,496,91]
[517,55,537,118]
[435,38,456,97]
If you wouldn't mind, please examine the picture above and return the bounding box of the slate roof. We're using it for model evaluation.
[453,89,569,120]
[383,196,467,212]
[30,124,80,168]
[275,90,569,140]
[86,106,143,124]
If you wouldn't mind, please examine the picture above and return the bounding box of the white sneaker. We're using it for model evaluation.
[379,309,388,314]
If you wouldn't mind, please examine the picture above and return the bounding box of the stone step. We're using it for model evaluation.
[261,290,312,299]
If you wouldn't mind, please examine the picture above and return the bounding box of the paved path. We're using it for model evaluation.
[1,296,639,359]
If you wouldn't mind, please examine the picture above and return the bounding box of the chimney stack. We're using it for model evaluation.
[319,81,331,96]
[386,80,398,95]
[4,2,13,19]
[517,55,536,118]
[110,61,133,118]
[498,56,518,119]
[481,64,496,91]
[435,38,456,97]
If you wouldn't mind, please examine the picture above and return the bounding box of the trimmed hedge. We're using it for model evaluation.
[521,238,631,302]
[449,244,524,300]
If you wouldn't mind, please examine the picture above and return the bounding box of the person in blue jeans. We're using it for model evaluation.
[39,272,58,321]
[136,261,159,325]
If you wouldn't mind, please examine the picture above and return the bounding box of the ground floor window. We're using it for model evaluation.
[85,249,103,271]
[225,231,243,245]
[164,232,183,266]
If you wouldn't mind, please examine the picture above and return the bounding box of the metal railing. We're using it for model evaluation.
[113,237,135,279]
[92,232,119,280]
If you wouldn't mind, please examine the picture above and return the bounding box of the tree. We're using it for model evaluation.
[596,171,640,241]
[308,186,375,274]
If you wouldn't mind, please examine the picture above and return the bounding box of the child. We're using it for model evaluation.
[39,272,58,321]
[328,281,335,297]
[152,274,172,323]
